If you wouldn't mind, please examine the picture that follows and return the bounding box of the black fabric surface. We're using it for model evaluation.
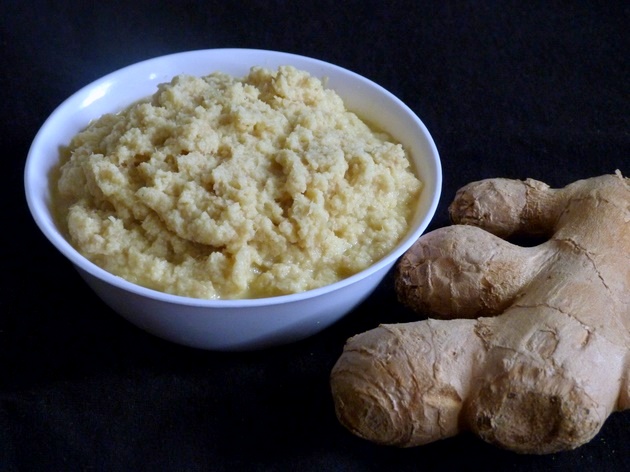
[2,1,629,470]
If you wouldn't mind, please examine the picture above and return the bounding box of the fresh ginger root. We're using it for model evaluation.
[330,172,630,454]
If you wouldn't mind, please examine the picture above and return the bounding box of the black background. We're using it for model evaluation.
[2,1,629,471]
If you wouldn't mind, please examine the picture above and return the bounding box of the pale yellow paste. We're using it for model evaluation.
[55,66,422,299]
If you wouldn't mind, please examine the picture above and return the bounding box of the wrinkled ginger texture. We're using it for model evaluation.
[330,172,630,454]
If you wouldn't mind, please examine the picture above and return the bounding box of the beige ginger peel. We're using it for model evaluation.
[330,172,630,454]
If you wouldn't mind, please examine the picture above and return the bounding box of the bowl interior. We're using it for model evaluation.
[24,48,441,306]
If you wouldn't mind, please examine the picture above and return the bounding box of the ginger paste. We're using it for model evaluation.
[55,66,422,299]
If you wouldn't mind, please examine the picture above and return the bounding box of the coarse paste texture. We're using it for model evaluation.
[330,172,630,454]
[55,66,422,299]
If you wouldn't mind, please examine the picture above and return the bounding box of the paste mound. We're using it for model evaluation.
[55,66,422,299]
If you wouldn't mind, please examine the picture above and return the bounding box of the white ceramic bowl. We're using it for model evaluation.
[24,49,441,351]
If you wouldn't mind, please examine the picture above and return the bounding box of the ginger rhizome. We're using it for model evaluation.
[330,172,630,454]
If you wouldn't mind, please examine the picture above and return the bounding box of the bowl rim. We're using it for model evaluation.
[24,48,442,308]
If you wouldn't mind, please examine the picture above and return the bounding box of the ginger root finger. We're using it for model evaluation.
[395,225,551,319]
[448,177,561,238]
[331,319,482,447]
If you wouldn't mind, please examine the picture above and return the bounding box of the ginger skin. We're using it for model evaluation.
[330,173,630,454]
